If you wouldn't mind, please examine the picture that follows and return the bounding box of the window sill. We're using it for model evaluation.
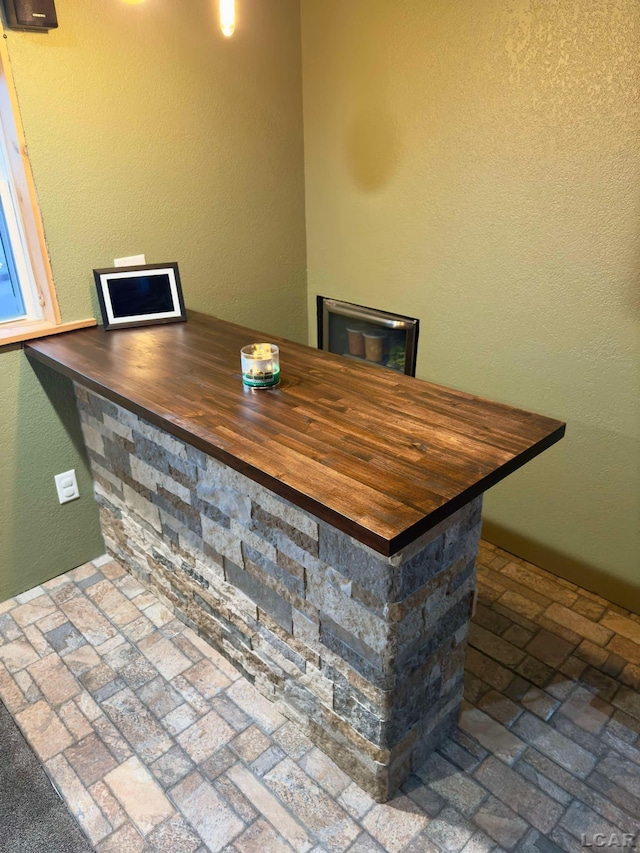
[0,317,97,347]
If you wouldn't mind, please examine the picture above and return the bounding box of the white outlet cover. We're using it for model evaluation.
[114,254,146,267]
[54,469,80,504]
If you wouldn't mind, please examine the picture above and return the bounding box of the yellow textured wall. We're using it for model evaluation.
[0,0,307,599]
[301,0,640,605]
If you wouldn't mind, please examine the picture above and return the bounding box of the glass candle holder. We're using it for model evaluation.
[240,343,280,388]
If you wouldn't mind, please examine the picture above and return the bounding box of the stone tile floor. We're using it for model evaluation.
[1,541,640,853]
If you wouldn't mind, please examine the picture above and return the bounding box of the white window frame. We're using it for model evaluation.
[0,33,95,346]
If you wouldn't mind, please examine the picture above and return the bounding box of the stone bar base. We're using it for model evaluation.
[76,386,482,801]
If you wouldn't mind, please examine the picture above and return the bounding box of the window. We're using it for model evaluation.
[0,37,95,346]
[0,162,36,324]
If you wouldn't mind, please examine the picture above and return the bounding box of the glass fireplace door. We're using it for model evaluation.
[317,297,419,376]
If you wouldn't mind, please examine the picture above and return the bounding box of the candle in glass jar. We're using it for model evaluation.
[240,343,280,388]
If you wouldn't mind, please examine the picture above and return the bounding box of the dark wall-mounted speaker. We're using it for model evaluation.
[2,0,57,29]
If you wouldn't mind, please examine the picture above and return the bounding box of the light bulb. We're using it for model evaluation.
[220,0,235,37]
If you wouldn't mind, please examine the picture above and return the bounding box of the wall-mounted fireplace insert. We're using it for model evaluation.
[317,296,419,376]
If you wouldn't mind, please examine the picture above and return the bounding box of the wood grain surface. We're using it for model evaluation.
[25,311,565,555]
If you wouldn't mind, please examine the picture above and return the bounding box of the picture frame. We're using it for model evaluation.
[93,262,187,331]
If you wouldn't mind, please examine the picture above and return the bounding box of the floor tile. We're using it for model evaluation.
[45,620,87,654]
[265,758,361,852]
[231,723,272,762]
[0,612,23,643]
[169,771,245,852]
[177,708,235,762]
[104,755,175,836]
[572,596,606,622]
[199,745,236,782]
[3,543,640,853]
[0,637,39,671]
[28,653,80,705]
[559,685,612,734]
[473,795,528,850]
[144,601,175,628]
[137,675,184,719]
[465,647,513,692]
[402,774,447,818]
[514,756,573,807]
[468,624,526,668]
[511,712,597,778]
[90,779,128,830]
[15,585,45,603]
[211,693,252,731]
[362,797,430,853]
[162,701,199,736]
[213,772,259,822]
[337,782,376,820]
[15,699,73,760]
[477,688,522,727]
[96,822,148,853]
[103,640,141,673]
[226,677,287,733]
[298,746,352,797]
[63,643,102,675]
[458,704,526,764]
[520,686,559,721]
[86,580,141,627]
[559,799,623,848]
[93,713,135,762]
[65,732,119,785]
[183,658,231,699]
[121,655,160,689]
[227,763,314,853]
[232,819,297,852]
[525,629,575,669]
[417,752,487,817]
[595,751,640,799]
[543,604,613,647]
[600,612,640,644]
[251,743,286,776]
[138,632,193,680]
[0,661,27,712]
[114,574,148,600]
[122,614,157,644]
[150,744,196,789]
[45,753,112,845]
[102,688,174,763]
[423,805,475,853]
[11,595,57,628]
[61,595,119,647]
[146,814,201,853]
[459,830,497,853]
[80,662,125,703]
[474,755,563,833]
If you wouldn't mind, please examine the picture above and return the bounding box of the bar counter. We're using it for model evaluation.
[26,311,564,555]
[25,312,565,800]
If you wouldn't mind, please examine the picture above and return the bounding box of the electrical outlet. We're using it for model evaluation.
[54,469,79,504]
[114,254,146,267]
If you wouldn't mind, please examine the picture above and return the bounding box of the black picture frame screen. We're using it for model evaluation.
[93,263,186,330]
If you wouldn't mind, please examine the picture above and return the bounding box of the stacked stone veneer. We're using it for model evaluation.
[76,385,483,801]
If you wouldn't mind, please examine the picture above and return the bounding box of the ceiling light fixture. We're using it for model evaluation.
[219,0,235,37]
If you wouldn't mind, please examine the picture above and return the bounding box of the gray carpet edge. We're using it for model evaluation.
[0,698,94,853]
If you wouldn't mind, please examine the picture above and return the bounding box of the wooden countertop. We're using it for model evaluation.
[25,311,565,556]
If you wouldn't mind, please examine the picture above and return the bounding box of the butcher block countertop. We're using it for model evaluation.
[25,311,565,556]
